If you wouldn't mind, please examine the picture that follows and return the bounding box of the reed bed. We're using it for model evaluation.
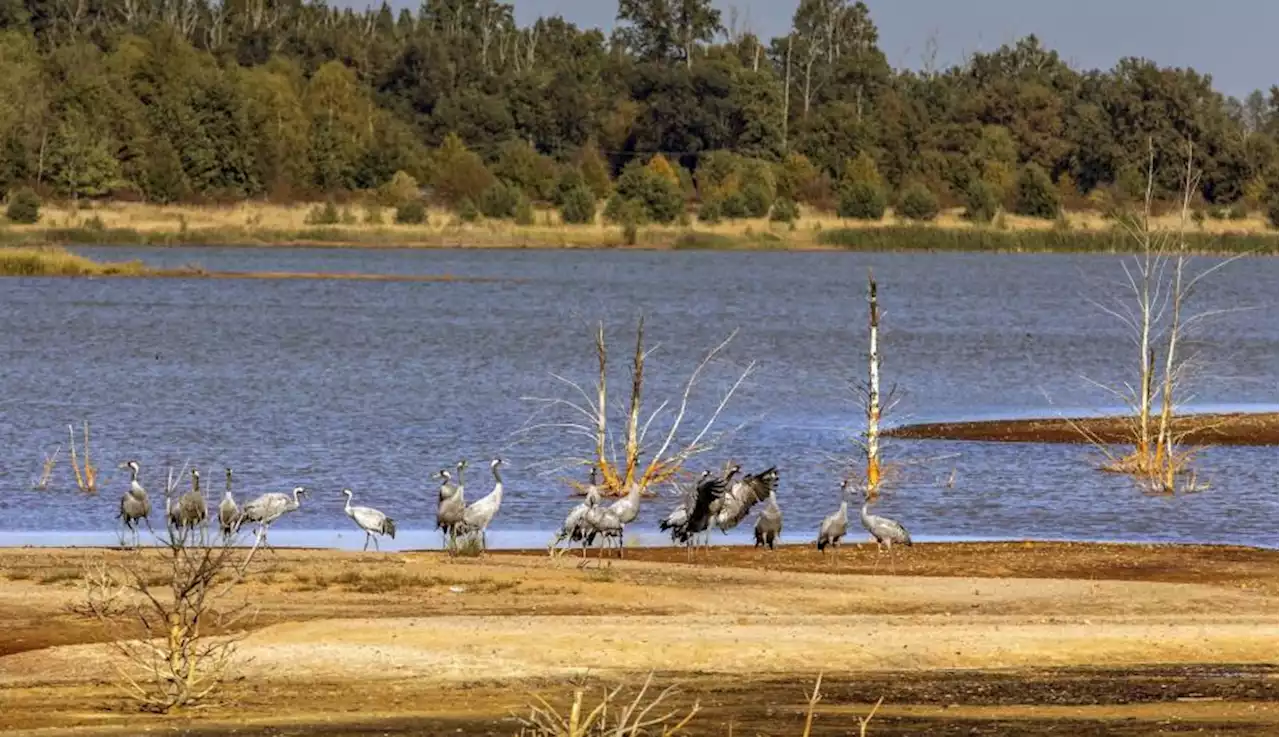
[3,200,1275,254]
[0,246,147,276]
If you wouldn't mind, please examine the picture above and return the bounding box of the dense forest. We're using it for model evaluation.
[0,0,1276,224]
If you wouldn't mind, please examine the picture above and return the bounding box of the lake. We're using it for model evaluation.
[1,246,1276,549]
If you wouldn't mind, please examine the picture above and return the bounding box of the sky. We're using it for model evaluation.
[345,0,1278,98]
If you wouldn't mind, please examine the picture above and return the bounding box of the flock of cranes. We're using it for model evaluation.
[551,462,911,567]
[116,458,506,553]
[115,455,912,566]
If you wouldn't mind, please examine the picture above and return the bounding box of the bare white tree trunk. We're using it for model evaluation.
[865,270,882,495]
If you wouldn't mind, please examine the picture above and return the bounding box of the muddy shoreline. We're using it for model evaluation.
[885,412,1278,446]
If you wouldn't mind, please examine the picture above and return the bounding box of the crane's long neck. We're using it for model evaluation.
[838,500,848,521]
[859,502,872,526]
[226,471,232,493]
[223,490,234,502]
[343,493,353,515]
[491,465,503,502]
[457,464,466,493]
[627,481,641,506]
[193,474,200,495]
[291,489,304,509]
[130,467,138,483]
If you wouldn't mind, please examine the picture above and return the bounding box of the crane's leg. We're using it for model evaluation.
[887,540,896,574]
[618,526,625,559]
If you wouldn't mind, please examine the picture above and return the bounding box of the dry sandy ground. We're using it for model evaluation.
[0,542,1275,736]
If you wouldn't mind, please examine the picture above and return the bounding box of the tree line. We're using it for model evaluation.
[0,0,1276,226]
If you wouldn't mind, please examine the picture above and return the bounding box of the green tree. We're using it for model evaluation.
[559,185,597,224]
[896,182,939,221]
[964,179,1001,223]
[1014,163,1060,219]
[479,180,521,219]
[837,152,886,220]
[492,139,558,202]
[1267,191,1279,230]
[5,186,39,223]
[46,112,121,199]
[431,133,494,206]
[616,0,722,67]
[576,141,613,200]
[612,157,684,223]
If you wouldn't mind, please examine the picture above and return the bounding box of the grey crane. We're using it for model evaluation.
[860,499,913,573]
[582,502,624,564]
[168,468,208,532]
[753,487,782,551]
[219,467,241,537]
[605,477,644,557]
[715,466,779,533]
[550,467,601,558]
[816,479,852,562]
[436,460,467,550]
[668,465,739,560]
[459,458,504,552]
[117,460,151,546]
[239,486,308,549]
[342,488,397,551]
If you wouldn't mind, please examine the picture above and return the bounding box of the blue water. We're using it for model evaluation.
[1,247,1275,548]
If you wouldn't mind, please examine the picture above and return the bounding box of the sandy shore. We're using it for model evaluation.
[885,412,1279,446]
[0,542,1275,735]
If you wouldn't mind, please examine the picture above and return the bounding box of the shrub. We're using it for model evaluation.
[395,200,427,224]
[1226,202,1249,221]
[698,197,723,224]
[741,178,774,218]
[837,152,887,220]
[776,152,823,204]
[305,202,340,225]
[559,185,597,225]
[6,187,40,224]
[1014,163,1060,219]
[513,193,535,226]
[479,181,520,219]
[838,182,886,220]
[554,168,587,206]
[457,197,479,223]
[721,191,750,219]
[364,204,384,225]
[378,170,420,206]
[431,133,494,205]
[576,141,613,200]
[493,140,558,201]
[770,198,799,223]
[1268,194,1279,230]
[896,183,940,221]
[611,160,683,224]
[964,180,1000,223]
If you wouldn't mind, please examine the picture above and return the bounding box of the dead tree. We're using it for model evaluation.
[79,466,257,712]
[1076,139,1241,493]
[516,317,755,497]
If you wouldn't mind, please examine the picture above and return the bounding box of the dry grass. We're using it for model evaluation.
[37,568,81,585]
[0,245,147,276]
[290,568,519,595]
[7,200,1272,252]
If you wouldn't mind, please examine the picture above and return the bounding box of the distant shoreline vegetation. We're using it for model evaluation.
[0,0,1276,251]
[0,201,1274,259]
[0,245,490,281]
